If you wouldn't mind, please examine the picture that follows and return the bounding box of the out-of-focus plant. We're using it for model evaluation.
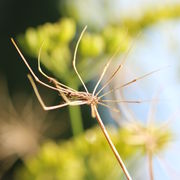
[60,1,180,31]
[14,111,175,180]
[122,121,174,180]
[15,126,138,180]
[18,18,76,79]
[122,5,180,35]
[0,76,65,178]
[112,88,177,179]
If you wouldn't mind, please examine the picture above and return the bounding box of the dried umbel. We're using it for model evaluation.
[11,26,160,179]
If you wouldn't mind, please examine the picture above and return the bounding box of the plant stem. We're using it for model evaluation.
[93,106,132,180]
[148,152,154,180]
[67,82,84,136]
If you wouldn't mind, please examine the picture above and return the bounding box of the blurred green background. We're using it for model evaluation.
[0,0,180,179]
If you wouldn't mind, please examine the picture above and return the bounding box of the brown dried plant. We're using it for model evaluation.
[11,26,160,180]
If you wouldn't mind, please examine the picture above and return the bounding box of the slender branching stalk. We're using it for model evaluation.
[93,106,132,180]
[11,26,160,179]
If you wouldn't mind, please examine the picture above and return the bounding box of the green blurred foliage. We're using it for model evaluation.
[103,26,130,54]
[17,17,130,87]
[17,4,180,88]
[79,33,105,58]
[122,5,180,34]
[18,18,76,79]
[15,124,174,179]
[15,127,138,180]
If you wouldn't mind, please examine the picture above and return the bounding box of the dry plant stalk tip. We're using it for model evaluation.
[11,26,160,180]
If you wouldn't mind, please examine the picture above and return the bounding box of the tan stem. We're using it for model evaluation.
[148,152,154,180]
[93,105,132,180]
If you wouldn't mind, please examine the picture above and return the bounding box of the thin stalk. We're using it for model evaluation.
[148,152,154,180]
[67,81,84,136]
[93,106,132,180]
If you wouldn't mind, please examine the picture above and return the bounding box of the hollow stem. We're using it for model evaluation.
[93,106,132,180]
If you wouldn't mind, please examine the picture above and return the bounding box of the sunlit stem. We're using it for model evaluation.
[93,47,121,96]
[73,26,89,93]
[148,152,154,180]
[99,68,162,99]
[37,43,76,92]
[93,106,132,180]
[95,64,122,96]
[95,34,141,97]
[98,102,120,112]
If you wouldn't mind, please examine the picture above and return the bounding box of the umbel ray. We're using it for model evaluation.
[11,26,160,180]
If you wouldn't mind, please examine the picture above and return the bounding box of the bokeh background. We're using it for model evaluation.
[0,0,180,179]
